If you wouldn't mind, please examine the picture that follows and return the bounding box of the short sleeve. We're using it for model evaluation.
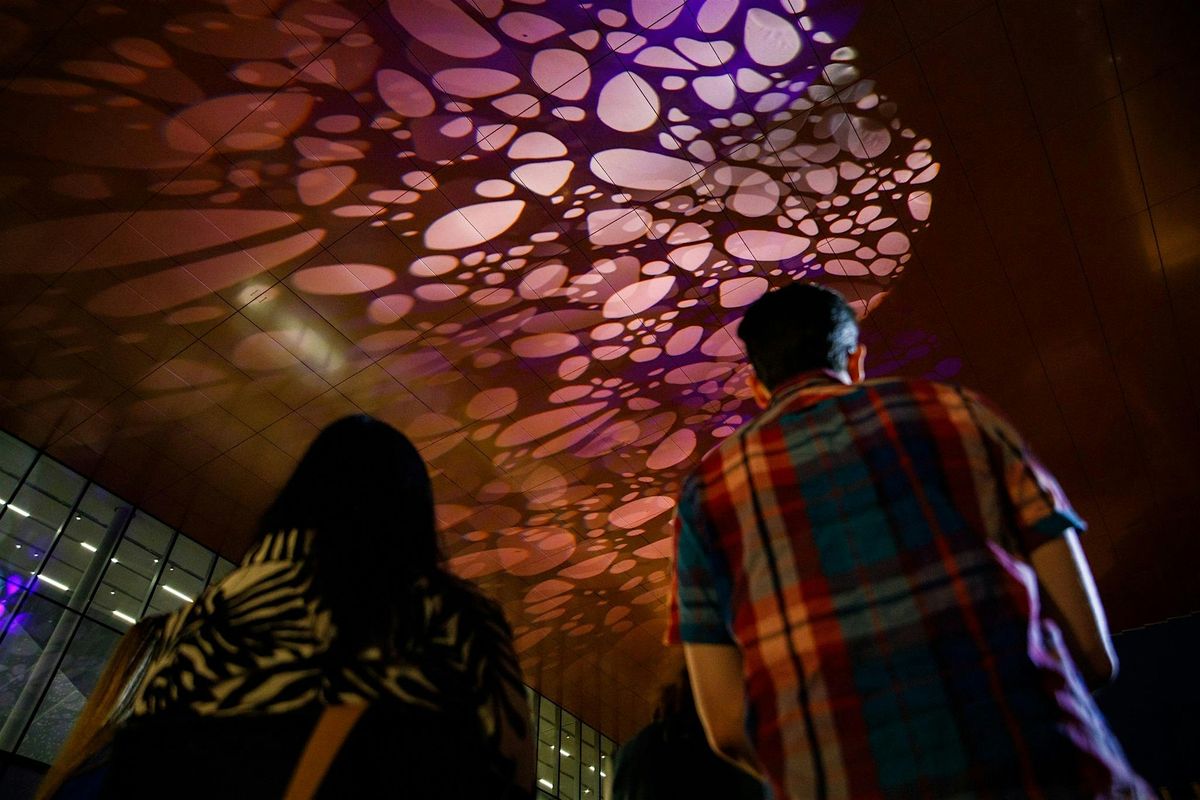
[666,473,735,646]
[965,392,1086,554]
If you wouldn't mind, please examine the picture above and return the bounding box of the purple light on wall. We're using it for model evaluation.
[0,571,32,629]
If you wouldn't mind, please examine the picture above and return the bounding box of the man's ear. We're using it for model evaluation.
[749,373,772,410]
[848,343,867,383]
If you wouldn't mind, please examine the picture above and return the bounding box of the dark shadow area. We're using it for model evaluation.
[1100,614,1200,799]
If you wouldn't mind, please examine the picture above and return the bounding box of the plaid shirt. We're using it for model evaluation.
[668,372,1150,799]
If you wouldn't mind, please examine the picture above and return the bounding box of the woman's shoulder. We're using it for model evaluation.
[423,573,514,642]
[434,573,506,616]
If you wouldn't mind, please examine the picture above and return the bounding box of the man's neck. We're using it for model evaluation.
[767,369,852,405]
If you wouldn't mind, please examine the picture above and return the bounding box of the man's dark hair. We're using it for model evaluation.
[737,282,859,389]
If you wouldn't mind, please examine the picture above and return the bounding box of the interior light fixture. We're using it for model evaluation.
[600,772,607,778]
[38,575,69,591]
[110,557,118,563]
[560,749,571,757]
[538,779,554,790]
[161,585,193,602]
[13,544,19,549]
[81,542,97,552]
[112,610,136,624]
[0,500,31,517]
[589,766,596,772]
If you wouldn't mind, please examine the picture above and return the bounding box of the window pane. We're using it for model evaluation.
[581,724,600,798]
[147,535,209,616]
[0,592,72,733]
[0,430,35,497]
[17,616,121,763]
[0,447,33,620]
[40,484,130,618]
[166,536,213,585]
[2,458,86,603]
[559,710,580,800]
[25,458,87,507]
[208,557,235,586]
[86,513,172,627]
[122,512,172,555]
[600,736,615,800]
[537,699,559,795]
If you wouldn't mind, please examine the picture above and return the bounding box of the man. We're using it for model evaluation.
[667,283,1151,798]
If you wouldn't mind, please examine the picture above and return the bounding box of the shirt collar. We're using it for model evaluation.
[768,369,851,407]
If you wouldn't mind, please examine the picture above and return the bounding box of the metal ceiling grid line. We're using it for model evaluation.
[0,0,390,326]
[888,0,1112,532]
[0,17,394,460]
[992,1,1172,519]
[701,0,954,358]
[0,0,93,95]
[681,0,881,322]
[1094,0,1200,427]
[308,7,735,444]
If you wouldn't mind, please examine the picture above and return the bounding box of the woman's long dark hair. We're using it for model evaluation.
[259,415,442,655]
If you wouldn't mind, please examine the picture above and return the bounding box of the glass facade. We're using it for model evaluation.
[530,687,616,800]
[0,428,237,764]
[0,430,618,795]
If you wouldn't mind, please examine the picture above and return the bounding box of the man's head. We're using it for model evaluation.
[737,282,865,405]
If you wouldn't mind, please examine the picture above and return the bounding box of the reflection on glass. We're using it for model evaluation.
[0,593,70,732]
[0,432,36,625]
[559,710,580,799]
[18,616,121,763]
[42,484,129,621]
[537,693,560,794]
[209,557,236,585]
[600,736,615,800]
[526,691,618,800]
[0,432,255,766]
[148,535,211,616]
[86,513,172,628]
[2,458,87,605]
[581,723,600,798]
[0,430,36,501]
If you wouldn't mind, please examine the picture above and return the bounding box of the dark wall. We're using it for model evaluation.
[1100,614,1200,798]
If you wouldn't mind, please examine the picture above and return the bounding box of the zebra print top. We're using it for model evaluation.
[130,528,530,772]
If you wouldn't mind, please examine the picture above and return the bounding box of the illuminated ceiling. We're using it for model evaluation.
[1,0,1197,738]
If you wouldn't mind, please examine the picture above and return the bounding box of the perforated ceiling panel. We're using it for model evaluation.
[2,0,1197,738]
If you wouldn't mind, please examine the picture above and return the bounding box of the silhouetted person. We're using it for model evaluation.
[37,615,166,800]
[668,283,1151,798]
[612,667,764,800]
[104,415,533,798]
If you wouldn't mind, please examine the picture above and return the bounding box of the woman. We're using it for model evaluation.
[36,616,166,800]
[104,415,533,798]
